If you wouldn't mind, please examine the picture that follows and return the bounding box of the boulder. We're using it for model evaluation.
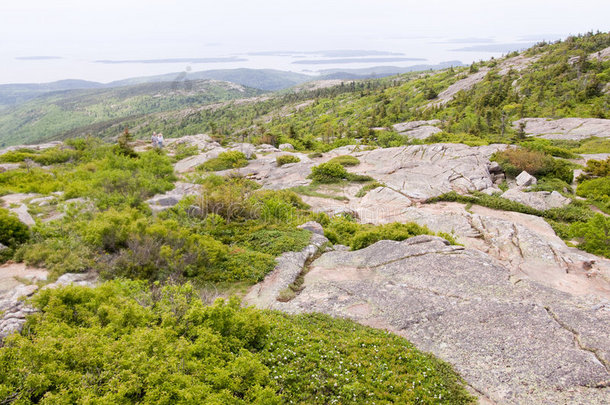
[248,236,610,404]
[502,189,571,211]
[230,142,256,159]
[279,143,295,151]
[487,161,502,174]
[515,170,537,187]
[392,120,442,140]
[0,243,7,252]
[297,221,324,236]
[11,204,35,226]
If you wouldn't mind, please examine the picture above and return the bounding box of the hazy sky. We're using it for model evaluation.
[1,0,609,84]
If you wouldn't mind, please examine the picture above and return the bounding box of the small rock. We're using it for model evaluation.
[0,243,7,252]
[488,161,502,174]
[297,221,324,236]
[279,143,295,151]
[515,171,537,187]
[333,244,351,251]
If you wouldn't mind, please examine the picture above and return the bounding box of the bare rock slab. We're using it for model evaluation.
[251,236,610,404]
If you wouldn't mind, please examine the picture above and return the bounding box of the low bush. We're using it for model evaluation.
[576,177,610,200]
[0,208,29,248]
[276,154,300,166]
[324,216,433,250]
[518,138,578,159]
[0,281,474,404]
[308,162,373,184]
[327,155,360,166]
[198,151,248,171]
[568,214,610,257]
[491,148,574,183]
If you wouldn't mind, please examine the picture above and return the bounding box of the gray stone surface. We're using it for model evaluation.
[297,221,324,235]
[146,182,200,212]
[501,189,571,211]
[229,142,256,159]
[174,146,226,173]
[516,170,537,187]
[11,204,35,226]
[247,236,610,404]
[392,120,442,139]
[513,117,610,140]
[245,233,328,309]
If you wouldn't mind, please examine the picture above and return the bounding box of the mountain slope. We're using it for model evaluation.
[0,79,263,146]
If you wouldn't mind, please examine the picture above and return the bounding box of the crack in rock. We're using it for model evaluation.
[544,306,610,375]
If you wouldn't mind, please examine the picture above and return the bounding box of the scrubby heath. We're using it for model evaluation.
[0,281,474,404]
[0,139,476,403]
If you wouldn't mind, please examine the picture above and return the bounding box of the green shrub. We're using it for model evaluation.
[576,177,610,200]
[0,281,474,404]
[327,155,360,166]
[307,152,323,158]
[308,162,373,184]
[309,162,349,183]
[529,178,573,194]
[579,157,610,179]
[324,216,433,249]
[568,214,610,257]
[518,138,578,159]
[276,154,300,166]
[491,148,574,183]
[198,151,248,171]
[0,208,29,248]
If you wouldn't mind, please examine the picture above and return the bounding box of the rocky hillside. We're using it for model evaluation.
[1,32,609,404]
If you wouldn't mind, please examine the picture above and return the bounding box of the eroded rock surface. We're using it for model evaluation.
[0,263,96,344]
[247,236,610,404]
[513,117,610,140]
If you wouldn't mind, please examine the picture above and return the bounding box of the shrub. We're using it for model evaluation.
[0,281,474,404]
[308,162,349,183]
[308,162,373,184]
[568,214,610,257]
[276,155,300,166]
[579,157,610,179]
[350,222,432,250]
[327,155,360,166]
[491,148,573,183]
[576,177,610,200]
[324,216,433,249]
[198,151,248,172]
[307,152,323,158]
[0,208,29,248]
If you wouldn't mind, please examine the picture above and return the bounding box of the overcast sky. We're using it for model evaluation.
[1,0,609,84]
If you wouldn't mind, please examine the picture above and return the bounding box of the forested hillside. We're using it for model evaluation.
[0,80,263,147]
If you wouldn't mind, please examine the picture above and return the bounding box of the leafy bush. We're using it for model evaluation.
[308,162,373,184]
[0,208,29,248]
[579,157,610,179]
[576,177,610,200]
[0,281,474,404]
[324,216,433,250]
[518,138,578,159]
[198,151,248,171]
[327,155,360,166]
[276,154,300,166]
[568,214,610,257]
[491,148,574,183]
